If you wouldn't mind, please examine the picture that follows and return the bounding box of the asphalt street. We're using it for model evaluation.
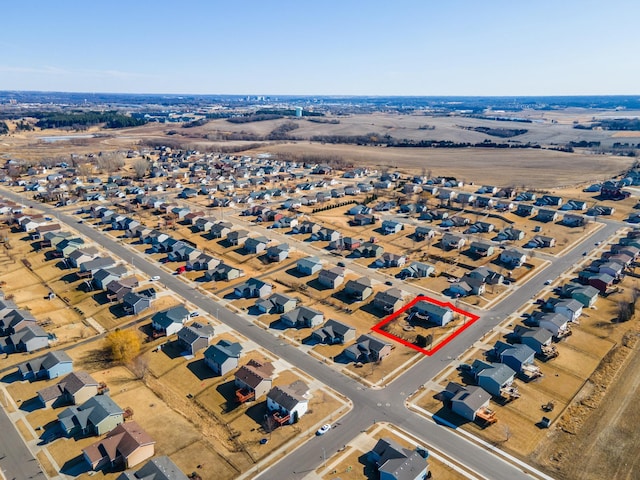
[0,189,622,479]
[0,404,47,480]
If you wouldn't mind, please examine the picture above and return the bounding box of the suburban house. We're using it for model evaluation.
[526,235,556,248]
[410,300,454,326]
[449,276,485,297]
[552,299,583,322]
[0,303,34,335]
[500,249,527,267]
[368,437,429,480]
[588,273,615,293]
[495,227,525,242]
[344,277,374,301]
[441,233,466,251]
[188,253,221,272]
[244,236,270,254]
[176,322,215,356]
[399,261,435,279]
[514,326,554,355]
[492,341,536,373]
[562,214,585,227]
[204,262,243,282]
[465,221,495,234]
[296,256,322,276]
[560,283,599,307]
[58,394,124,437]
[317,266,345,289]
[372,288,404,313]
[468,266,503,285]
[344,334,392,363]
[255,293,298,314]
[92,266,128,290]
[234,359,275,403]
[414,226,437,241]
[116,455,189,480]
[266,380,310,425]
[537,313,570,337]
[599,261,624,279]
[469,241,494,257]
[234,278,272,298]
[122,292,152,315]
[471,360,517,397]
[311,319,356,345]
[204,340,243,376]
[374,253,407,268]
[227,229,250,246]
[37,370,102,408]
[0,324,49,353]
[354,242,384,258]
[444,382,494,424]
[381,220,403,235]
[82,421,155,471]
[536,209,559,223]
[208,221,233,237]
[516,204,538,217]
[151,306,190,337]
[280,306,324,328]
[266,243,290,262]
[17,350,73,381]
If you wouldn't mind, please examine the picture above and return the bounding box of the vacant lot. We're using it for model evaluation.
[246,142,634,188]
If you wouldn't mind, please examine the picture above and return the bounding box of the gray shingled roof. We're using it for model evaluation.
[267,380,308,411]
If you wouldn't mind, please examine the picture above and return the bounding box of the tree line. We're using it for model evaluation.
[34,111,147,129]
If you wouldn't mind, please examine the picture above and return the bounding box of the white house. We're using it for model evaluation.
[266,380,310,425]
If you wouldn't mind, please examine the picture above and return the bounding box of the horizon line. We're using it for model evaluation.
[1,89,639,99]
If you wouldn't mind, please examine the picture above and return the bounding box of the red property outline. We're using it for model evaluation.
[371,295,479,357]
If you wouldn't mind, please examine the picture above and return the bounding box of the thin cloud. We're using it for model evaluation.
[0,65,152,79]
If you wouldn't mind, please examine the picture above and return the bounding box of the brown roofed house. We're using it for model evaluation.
[82,421,155,471]
[37,370,102,408]
[234,359,275,403]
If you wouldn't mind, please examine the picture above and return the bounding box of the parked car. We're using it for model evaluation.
[190,311,200,317]
[151,276,160,281]
[316,424,331,436]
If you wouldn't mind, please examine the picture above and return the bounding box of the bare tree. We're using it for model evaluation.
[617,300,631,323]
[132,158,149,179]
[97,151,125,174]
[77,162,94,181]
[129,355,149,380]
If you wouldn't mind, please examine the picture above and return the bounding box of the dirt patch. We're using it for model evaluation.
[532,326,640,479]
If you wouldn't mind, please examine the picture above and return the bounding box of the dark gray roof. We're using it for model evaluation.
[177,322,214,345]
[313,319,354,340]
[472,360,516,386]
[58,395,123,432]
[446,382,491,412]
[371,437,426,480]
[494,341,535,364]
[152,306,189,328]
[18,350,72,376]
[281,306,322,324]
[204,340,242,363]
[117,455,189,480]
[267,380,308,411]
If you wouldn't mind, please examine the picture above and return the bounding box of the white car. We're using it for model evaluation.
[190,311,200,317]
[151,276,160,281]
[316,424,331,436]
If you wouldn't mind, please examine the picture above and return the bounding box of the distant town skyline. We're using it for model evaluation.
[1,1,638,96]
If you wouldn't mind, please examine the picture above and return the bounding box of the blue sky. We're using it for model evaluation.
[1,1,638,95]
